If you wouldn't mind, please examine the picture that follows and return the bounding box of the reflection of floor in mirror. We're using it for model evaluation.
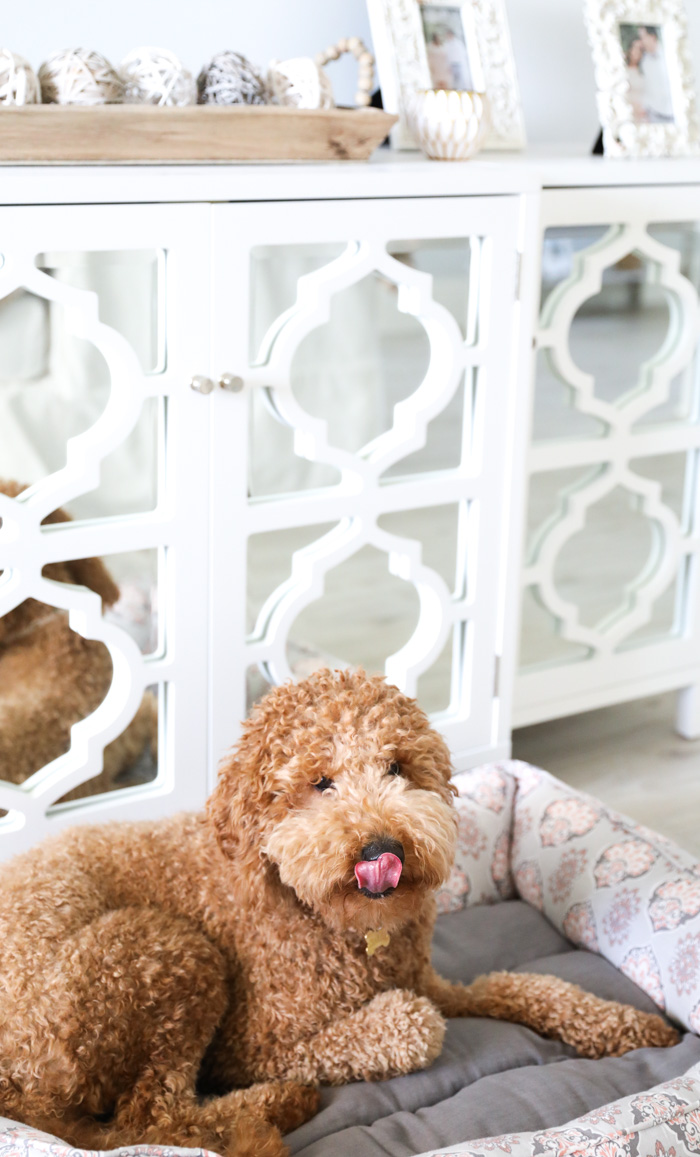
[250,302,681,696]
[247,511,456,715]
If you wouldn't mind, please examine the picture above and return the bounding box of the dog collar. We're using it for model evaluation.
[365,928,390,956]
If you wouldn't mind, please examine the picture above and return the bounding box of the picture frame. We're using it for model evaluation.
[367,0,526,151]
[584,0,700,157]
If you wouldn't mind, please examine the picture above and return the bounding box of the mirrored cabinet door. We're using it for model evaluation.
[515,187,700,729]
[0,204,211,857]
[209,195,525,778]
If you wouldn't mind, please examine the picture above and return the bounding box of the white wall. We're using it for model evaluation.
[509,0,700,145]
[3,0,700,147]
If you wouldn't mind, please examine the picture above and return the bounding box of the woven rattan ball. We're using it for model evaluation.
[267,57,334,110]
[120,47,196,106]
[0,49,40,105]
[197,51,267,105]
[38,48,124,105]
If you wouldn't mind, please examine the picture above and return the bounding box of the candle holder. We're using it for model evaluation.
[409,89,489,160]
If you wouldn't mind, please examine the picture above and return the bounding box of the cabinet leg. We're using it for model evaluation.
[676,685,700,740]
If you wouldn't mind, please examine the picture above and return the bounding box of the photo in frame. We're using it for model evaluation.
[367,0,526,150]
[584,0,700,156]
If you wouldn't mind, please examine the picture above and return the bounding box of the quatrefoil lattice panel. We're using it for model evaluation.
[209,197,524,770]
[514,189,700,728]
[0,204,212,858]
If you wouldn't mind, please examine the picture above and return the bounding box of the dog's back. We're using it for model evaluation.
[0,813,213,959]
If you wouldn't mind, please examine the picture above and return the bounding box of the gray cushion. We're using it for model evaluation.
[287,901,698,1157]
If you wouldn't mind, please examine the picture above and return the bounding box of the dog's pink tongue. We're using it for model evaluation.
[354,852,403,893]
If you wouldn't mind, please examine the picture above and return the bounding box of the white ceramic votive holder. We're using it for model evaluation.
[409,89,489,161]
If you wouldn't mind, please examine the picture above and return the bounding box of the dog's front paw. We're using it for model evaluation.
[361,989,446,1080]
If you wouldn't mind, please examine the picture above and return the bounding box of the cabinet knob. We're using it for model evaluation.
[219,373,244,393]
[190,374,215,394]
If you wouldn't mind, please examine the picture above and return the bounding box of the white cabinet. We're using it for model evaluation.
[3,154,700,859]
[0,178,530,856]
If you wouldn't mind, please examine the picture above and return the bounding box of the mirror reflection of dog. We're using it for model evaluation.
[0,669,677,1157]
[0,479,156,801]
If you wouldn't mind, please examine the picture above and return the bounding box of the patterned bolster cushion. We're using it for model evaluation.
[436,765,517,913]
[415,1059,700,1157]
[0,1115,215,1157]
[437,759,700,1032]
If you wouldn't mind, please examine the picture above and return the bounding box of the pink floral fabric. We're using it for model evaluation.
[427,759,700,1156]
[501,759,700,1032]
[417,1061,700,1157]
[435,767,516,913]
[0,1117,215,1157]
[437,758,700,1033]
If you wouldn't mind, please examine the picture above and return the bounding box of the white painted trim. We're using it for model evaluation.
[514,664,700,730]
[5,151,700,208]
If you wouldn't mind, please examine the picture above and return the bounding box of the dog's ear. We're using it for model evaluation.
[0,478,26,502]
[408,721,459,804]
[62,556,120,608]
[206,720,277,872]
[40,505,121,608]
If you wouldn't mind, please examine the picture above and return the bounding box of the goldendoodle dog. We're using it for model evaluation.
[0,669,677,1157]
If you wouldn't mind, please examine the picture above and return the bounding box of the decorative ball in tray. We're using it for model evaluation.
[0,39,396,163]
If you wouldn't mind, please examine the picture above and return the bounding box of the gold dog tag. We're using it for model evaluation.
[365,928,391,956]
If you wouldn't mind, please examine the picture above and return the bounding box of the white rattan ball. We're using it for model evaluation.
[0,49,40,105]
[38,48,124,105]
[197,51,267,105]
[120,47,196,106]
[267,57,334,110]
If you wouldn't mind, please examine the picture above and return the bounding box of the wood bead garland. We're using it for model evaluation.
[315,37,375,108]
[0,49,40,105]
[38,48,124,105]
[197,51,267,105]
[120,47,196,106]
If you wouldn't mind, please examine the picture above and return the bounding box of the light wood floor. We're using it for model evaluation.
[513,692,700,856]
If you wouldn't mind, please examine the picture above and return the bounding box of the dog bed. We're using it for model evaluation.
[4,760,700,1157]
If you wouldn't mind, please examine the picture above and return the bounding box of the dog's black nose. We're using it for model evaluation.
[360,836,405,864]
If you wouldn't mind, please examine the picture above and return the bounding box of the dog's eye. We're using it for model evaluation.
[387,761,402,777]
[313,776,334,792]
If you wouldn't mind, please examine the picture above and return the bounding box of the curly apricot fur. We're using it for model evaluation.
[0,479,157,800]
[0,669,678,1156]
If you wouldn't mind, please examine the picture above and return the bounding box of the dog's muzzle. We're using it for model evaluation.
[354,837,404,896]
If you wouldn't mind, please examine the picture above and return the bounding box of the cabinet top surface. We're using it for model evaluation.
[2,145,700,204]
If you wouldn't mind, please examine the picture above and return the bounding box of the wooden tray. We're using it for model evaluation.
[0,104,397,163]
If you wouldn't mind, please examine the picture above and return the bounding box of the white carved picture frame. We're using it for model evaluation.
[584,0,700,157]
[367,0,526,150]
